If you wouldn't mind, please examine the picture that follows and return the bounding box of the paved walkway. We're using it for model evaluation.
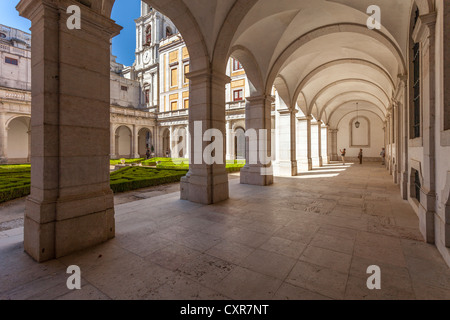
[1,163,450,300]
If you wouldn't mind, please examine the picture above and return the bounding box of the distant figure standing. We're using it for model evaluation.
[146,149,150,160]
[358,149,363,165]
[380,148,386,165]
[340,148,346,165]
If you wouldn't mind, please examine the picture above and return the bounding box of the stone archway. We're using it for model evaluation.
[115,126,132,158]
[138,128,152,158]
[6,116,30,163]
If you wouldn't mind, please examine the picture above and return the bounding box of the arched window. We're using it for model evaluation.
[166,26,173,38]
[145,26,151,45]
[0,33,6,39]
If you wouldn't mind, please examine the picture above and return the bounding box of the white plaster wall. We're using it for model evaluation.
[337,111,384,158]
[7,118,28,159]
[433,1,450,266]
[110,73,141,108]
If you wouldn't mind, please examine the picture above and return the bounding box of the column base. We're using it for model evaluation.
[0,157,8,164]
[274,160,297,177]
[417,190,436,244]
[400,171,408,200]
[319,156,323,167]
[240,165,274,186]
[24,193,115,262]
[180,168,229,204]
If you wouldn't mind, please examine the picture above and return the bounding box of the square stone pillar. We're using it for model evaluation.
[328,129,339,161]
[0,112,8,164]
[240,95,274,186]
[311,121,320,167]
[274,109,298,176]
[17,0,122,262]
[132,125,140,158]
[110,125,116,159]
[226,121,235,161]
[317,120,323,167]
[413,12,438,243]
[321,125,329,165]
[296,116,309,171]
[180,70,229,204]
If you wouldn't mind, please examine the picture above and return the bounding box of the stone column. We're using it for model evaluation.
[0,112,8,164]
[317,120,323,167]
[169,125,174,157]
[226,121,234,161]
[184,125,190,159]
[311,120,319,167]
[386,114,391,171]
[295,116,309,171]
[274,109,298,176]
[110,125,116,159]
[322,125,329,164]
[18,0,121,262]
[27,128,31,163]
[240,95,274,186]
[306,116,313,170]
[132,125,139,158]
[414,12,437,243]
[329,129,338,162]
[393,102,399,184]
[180,70,229,204]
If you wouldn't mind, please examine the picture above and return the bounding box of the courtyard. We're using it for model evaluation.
[1,162,449,300]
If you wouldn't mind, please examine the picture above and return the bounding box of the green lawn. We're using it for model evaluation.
[0,158,246,203]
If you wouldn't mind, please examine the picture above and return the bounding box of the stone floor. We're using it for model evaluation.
[1,162,450,300]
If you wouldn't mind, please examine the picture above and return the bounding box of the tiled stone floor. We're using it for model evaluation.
[1,162,450,300]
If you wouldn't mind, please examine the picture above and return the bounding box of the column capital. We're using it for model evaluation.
[17,0,122,38]
[246,94,275,104]
[412,12,437,43]
[186,69,230,86]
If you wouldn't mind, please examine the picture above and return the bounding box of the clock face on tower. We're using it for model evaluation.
[143,51,151,64]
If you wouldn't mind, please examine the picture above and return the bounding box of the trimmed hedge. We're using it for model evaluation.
[110,167,188,193]
[110,158,145,165]
[0,165,32,203]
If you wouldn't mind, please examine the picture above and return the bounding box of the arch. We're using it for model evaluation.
[211,0,259,72]
[229,45,264,96]
[115,125,132,158]
[266,23,407,93]
[292,59,395,107]
[162,128,171,157]
[329,100,386,126]
[335,110,384,129]
[6,116,30,161]
[311,79,391,117]
[234,126,246,160]
[273,75,291,110]
[138,127,153,157]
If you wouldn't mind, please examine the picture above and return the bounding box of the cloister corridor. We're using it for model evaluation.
[1,162,449,300]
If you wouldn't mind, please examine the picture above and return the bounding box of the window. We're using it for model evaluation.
[145,26,151,45]
[183,99,189,110]
[121,86,128,91]
[166,27,173,38]
[183,64,189,84]
[233,89,244,102]
[145,89,150,104]
[5,57,18,65]
[170,67,178,88]
[171,101,178,111]
[412,42,421,138]
[414,170,421,203]
[233,59,243,72]
[0,33,6,39]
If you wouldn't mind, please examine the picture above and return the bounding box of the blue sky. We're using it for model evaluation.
[1,0,140,66]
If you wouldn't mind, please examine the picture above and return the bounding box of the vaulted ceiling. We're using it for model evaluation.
[99,0,434,126]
